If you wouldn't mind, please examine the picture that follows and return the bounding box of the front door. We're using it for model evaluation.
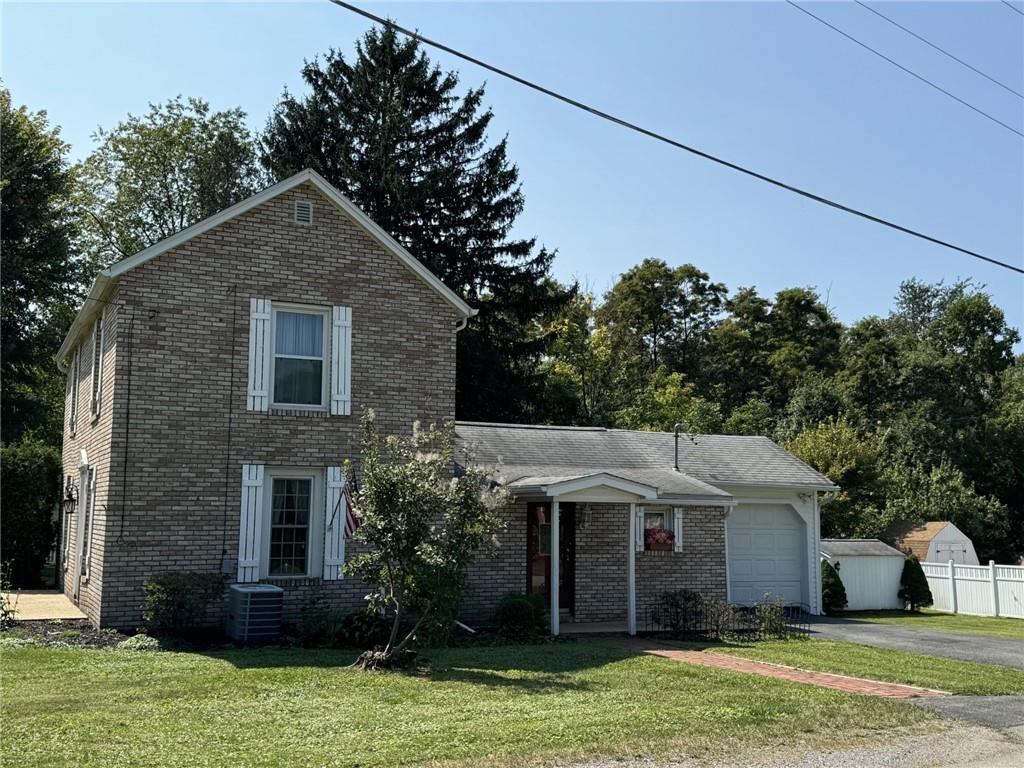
[527,502,575,615]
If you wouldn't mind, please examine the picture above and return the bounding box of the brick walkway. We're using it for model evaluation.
[613,640,946,699]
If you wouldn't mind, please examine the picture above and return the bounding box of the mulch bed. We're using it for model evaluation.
[4,619,130,649]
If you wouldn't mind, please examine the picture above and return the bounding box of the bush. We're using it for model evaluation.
[754,597,788,638]
[141,572,226,637]
[0,437,60,587]
[650,589,704,635]
[703,597,738,641]
[821,560,848,614]
[0,567,16,630]
[495,592,546,639]
[117,634,163,652]
[297,587,391,648]
[898,555,933,611]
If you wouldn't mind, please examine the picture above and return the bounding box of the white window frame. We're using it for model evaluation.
[270,304,330,411]
[89,311,106,421]
[68,347,80,437]
[260,467,324,579]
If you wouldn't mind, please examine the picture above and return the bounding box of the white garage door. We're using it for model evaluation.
[727,504,806,606]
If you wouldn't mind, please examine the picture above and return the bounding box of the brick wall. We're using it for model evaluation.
[61,182,459,628]
[461,501,527,624]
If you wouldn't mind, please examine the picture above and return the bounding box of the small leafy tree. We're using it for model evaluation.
[345,411,507,669]
[0,437,61,587]
[898,555,933,611]
[820,560,848,614]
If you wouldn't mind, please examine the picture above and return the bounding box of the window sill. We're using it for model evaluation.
[260,576,323,588]
[268,408,330,418]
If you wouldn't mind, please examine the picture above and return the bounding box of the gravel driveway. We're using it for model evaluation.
[805,616,1024,669]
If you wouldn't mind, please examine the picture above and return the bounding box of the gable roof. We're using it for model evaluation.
[57,169,475,366]
[821,538,905,558]
[454,422,837,500]
[879,520,953,560]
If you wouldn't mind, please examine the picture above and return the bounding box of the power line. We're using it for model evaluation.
[1001,1,1024,18]
[326,1,1023,275]
[786,1,1023,138]
[854,1,1022,99]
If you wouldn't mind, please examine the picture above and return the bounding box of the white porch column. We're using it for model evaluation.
[550,499,560,636]
[627,502,637,635]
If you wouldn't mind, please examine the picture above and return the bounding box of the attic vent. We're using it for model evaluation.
[294,200,313,225]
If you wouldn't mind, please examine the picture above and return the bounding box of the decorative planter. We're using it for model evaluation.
[645,529,675,552]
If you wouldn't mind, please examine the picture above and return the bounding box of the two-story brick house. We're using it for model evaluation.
[57,170,835,633]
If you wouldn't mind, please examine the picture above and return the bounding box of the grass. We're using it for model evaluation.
[710,638,1024,695]
[0,641,930,768]
[838,609,1024,640]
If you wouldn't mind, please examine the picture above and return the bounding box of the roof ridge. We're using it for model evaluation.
[455,421,607,432]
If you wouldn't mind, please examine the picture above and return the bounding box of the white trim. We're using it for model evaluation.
[323,466,346,580]
[550,499,560,636]
[247,299,272,412]
[72,450,90,602]
[57,169,475,365]
[261,467,325,580]
[81,468,97,582]
[330,306,352,416]
[270,303,330,411]
[537,473,660,499]
[238,464,265,583]
[673,508,684,553]
[627,502,637,635]
[89,310,106,421]
[67,347,80,436]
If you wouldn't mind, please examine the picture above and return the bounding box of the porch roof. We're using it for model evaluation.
[495,465,733,503]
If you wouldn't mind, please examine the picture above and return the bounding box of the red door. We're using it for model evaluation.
[527,502,575,614]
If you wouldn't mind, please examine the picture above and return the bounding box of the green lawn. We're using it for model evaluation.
[710,638,1024,695]
[838,610,1024,640]
[0,642,929,768]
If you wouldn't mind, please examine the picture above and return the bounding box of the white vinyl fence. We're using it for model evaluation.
[922,561,1024,619]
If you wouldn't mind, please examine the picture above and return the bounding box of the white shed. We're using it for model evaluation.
[880,520,979,566]
[821,539,906,611]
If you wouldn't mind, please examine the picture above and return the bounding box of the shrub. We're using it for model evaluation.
[821,560,848,614]
[0,567,16,630]
[117,634,163,652]
[703,597,738,640]
[296,588,391,648]
[754,597,788,638]
[495,593,545,639]
[0,437,60,587]
[898,555,933,611]
[141,572,226,637]
[336,609,391,648]
[650,589,704,635]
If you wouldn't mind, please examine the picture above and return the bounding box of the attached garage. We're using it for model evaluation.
[727,503,808,606]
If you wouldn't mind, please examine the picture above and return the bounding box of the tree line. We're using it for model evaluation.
[2,26,1021,584]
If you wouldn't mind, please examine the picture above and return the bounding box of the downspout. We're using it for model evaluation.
[455,317,469,332]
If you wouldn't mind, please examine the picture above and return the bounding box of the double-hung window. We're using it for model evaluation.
[271,306,329,409]
[262,469,323,578]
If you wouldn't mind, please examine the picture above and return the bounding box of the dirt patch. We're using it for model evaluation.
[2,619,129,649]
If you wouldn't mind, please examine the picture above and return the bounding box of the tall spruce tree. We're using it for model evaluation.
[260,27,570,421]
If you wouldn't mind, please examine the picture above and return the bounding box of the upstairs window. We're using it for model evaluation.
[67,348,80,436]
[271,307,328,409]
[90,311,106,420]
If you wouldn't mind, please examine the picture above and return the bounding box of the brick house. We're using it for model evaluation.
[56,169,835,632]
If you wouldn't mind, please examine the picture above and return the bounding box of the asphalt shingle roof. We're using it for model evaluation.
[454,422,836,496]
[821,539,905,558]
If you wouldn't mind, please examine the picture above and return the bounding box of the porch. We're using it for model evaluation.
[512,470,735,636]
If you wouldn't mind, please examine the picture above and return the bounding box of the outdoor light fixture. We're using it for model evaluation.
[62,476,78,516]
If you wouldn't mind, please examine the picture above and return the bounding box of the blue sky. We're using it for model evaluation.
[4,1,1022,338]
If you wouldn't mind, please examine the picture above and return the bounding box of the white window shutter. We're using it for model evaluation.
[323,466,346,580]
[673,508,684,553]
[634,506,645,553]
[238,464,264,583]
[247,299,271,412]
[330,306,352,416]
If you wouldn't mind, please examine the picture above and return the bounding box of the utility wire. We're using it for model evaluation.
[854,1,1023,99]
[326,1,1024,275]
[1001,1,1024,18]
[786,1,1023,138]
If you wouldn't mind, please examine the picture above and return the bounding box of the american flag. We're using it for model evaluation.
[342,478,361,538]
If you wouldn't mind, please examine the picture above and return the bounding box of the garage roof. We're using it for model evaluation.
[821,539,905,558]
[455,421,837,498]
